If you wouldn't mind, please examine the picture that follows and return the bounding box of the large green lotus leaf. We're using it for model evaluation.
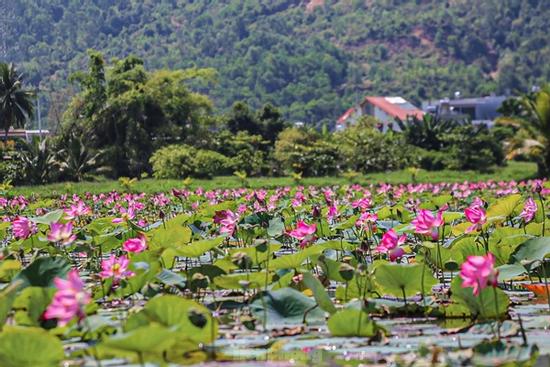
[13,287,55,326]
[115,259,161,297]
[431,195,453,207]
[249,288,325,328]
[267,217,285,237]
[162,213,192,228]
[0,222,10,239]
[269,270,295,291]
[102,324,179,354]
[472,340,539,366]
[450,236,486,259]
[155,269,186,288]
[0,282,19,328]
[94,232,121,252]
[335,274,377,302]
[318,240,357,251]
[14,257,71,289]
[315,218,332,237]
[376,205,411,222]
[198,201,236,219]
[125,295,217,343]
[332,215,359,230]
[29,209,65,225]
[496,263,527,281]
[213,271,274,290]
[187,264,227,282]
[327,309,381,337]
[485,194,522,224]
[268,245,325,270]
[0,327,64,367]
[301,272,336,314]
[375,263,437,298]
[85,217,117,235]
[524,221,550,236]
[511,237,550,265]
[212,258,238,273]
[0,259,22,282]
[450,277,509,319]
[229,243,282,267]
[442,211,464,222]
[148,225,192,250]
[424,245,464,270]
[451,222,472,236]
[174,236,225,258]
[317,257,348,282]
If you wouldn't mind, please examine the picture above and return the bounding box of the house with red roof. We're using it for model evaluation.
[336,96,424,131]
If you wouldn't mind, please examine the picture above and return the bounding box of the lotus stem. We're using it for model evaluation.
[541,260,550,310]
[492,286,501,340]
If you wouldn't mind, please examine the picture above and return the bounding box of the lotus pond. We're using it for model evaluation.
[0,180,549,366]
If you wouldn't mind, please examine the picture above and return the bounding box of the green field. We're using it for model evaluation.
[8,161,538,197]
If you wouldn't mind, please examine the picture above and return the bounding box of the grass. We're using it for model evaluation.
[6,161,538,198]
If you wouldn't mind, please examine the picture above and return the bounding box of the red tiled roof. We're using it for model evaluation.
[337,107,356,125]
[363,96,424,121]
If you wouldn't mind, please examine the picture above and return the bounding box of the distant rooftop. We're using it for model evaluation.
[363,96,425,121]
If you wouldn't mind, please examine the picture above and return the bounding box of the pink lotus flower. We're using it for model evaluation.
[351,197,371,210]
[112,207,136,224]
[214,209,239,236]
[327,204,338,222]
[64,201,91,220]
[355,212,378,228]
[520,197,537,223]
[464,206,487,233]
[287,220,317,248]
[11,216,37,240]
[376,229,406,261]
[122,233,148,253]
[47,222,77,245]
[99,254,134,281]
[459,252,499,296]
[411,209,444,240]
[44,269,91,326]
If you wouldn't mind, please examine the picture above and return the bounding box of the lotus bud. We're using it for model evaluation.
[339,263,355,281]
[232,251,253,270]
[191,272,209,289]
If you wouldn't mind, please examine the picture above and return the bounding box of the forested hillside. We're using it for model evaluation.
[3,0,550,123]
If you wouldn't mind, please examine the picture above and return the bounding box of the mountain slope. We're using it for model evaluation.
[3,0,550,123]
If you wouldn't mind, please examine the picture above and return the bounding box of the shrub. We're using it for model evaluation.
[193,150,231,179]
[208,130,268,176]
[150,144,231,179]
[274,127,340,176]
[335,121,416,173]
[417,149,447,171]
[439,124,504,171]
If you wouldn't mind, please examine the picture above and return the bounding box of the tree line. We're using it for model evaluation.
[1,53,550,186]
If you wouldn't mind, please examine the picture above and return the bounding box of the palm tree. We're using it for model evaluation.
[57,130,110,181]
[0,63,35,140]
[496,85,550,175]
[396,113,460,150]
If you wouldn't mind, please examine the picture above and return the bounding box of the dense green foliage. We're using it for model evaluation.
[61,51,215,177]
[400,115,506,171]
[3,161,537,199]
[150,144,231,179]
[497,85,550,175]
[4,0,550,123]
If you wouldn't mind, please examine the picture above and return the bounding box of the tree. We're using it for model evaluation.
[226,102,261,136]
[257,104,286,143]
[62,51,215,177]
[497,85,550,175]
[0,63,34,140]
